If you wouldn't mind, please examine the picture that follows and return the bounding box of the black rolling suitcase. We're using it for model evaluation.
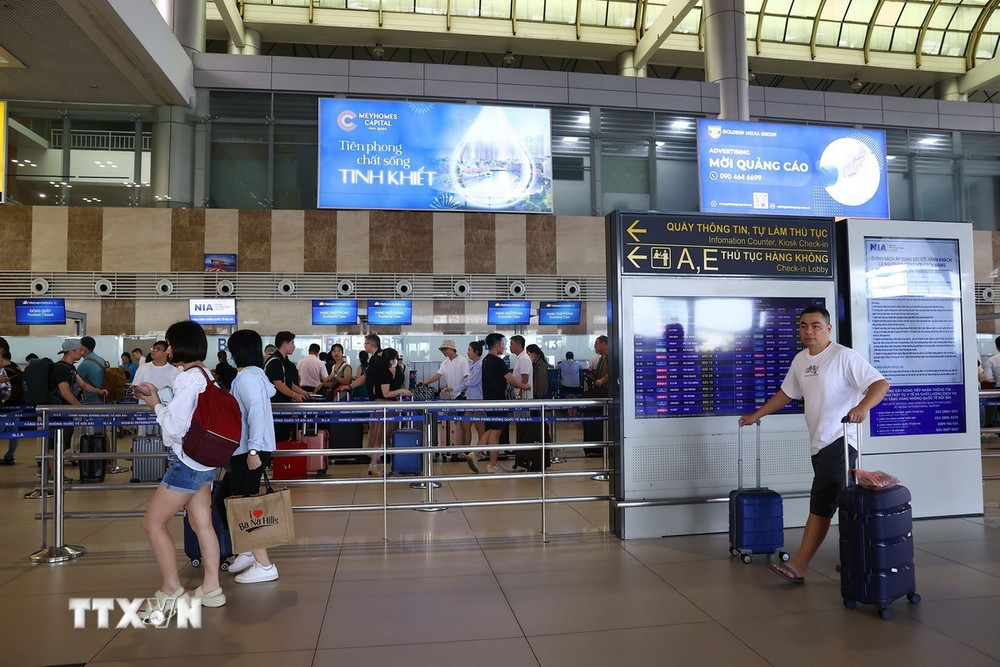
[582,415,605,457]
[79,432,106,483]
[513,419,552,472]
[728,422,786,564]
[328,392,369,464]
[838,419,921,619]
[184,481,233,570]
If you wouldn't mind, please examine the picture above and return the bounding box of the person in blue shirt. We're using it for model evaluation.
[222,329,280,584]
[77,336,108,405]
[120,353,138,381]
[448,340,486,473]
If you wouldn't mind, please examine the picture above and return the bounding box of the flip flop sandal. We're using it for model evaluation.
[770,562,805,584]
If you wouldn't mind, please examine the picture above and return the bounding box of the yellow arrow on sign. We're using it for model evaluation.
[626,219,647,243]
[627,246,647,268]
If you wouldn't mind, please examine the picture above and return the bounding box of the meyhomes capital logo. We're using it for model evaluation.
[70,597,202,630]
[337,109,357,131]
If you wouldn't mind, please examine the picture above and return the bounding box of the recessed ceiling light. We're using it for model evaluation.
[671,119,691,129]
[918,137,939,145]
[563,136,579,143]
[38,193,46,199]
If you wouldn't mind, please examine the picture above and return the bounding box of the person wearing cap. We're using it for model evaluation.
[420,339,471,458]
[76,336,110,405]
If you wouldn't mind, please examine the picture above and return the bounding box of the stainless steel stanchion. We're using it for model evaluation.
[32,424,86,563]
[381,407,388,543]
[541,406,549,543]
[106,423,130,475]
[591,409,610,482]
[550,416,565,465]
[415,407,445,512]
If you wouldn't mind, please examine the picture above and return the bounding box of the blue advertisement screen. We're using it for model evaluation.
[312,300,358,326]
[488,300,531,326]
[697,120,889,218]
[539,301,581,325]
[318,99,552,212]
[367,300,412,326]
[14,299,66,325]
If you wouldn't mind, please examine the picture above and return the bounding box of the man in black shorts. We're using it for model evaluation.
[478,333,530,474]
[739,306,888,584]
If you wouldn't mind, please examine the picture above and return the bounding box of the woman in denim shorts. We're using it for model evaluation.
[134,320,226,618]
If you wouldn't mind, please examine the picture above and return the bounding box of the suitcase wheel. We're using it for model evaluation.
[907,592,921,604]
[778,551,790,562]
[729,546,739,557]
[878,607,893,620]
[843,598,857,610]
[190,557,202,568]
[220,561,229,572]
[316,469,327,477]
[740,553,752,564]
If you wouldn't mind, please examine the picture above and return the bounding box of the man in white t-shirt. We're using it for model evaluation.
[739,306,888,585]
[131,340,180,436]
[509,335,533,399]
[421,339,471,455]
[296,343,327,393]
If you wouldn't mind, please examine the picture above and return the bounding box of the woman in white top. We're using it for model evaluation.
[134,320,226,617]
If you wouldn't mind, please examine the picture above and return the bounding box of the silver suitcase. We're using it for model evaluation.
[130,436,167,483]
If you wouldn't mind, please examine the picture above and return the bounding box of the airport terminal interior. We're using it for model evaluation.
[2,0,1000,665]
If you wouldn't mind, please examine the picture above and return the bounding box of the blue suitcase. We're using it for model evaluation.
[391,428,423,476]
[729,422,787,564]
[838,421,920,619]
[183,482,233,570]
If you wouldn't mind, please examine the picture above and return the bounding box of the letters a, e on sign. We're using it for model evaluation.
[697,119,890,219]
[317,99,553,213]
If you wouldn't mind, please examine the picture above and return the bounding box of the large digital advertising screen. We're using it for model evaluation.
[632,295,824,418]
[189,299,237,326]
[14,298,66,326]
[318,99,552,212]
[367,299,412,326]
[312,300,358,326]
[487,300,531,326]
[697,120,889,219]
[539,301,582,326]
[864,237,965,437]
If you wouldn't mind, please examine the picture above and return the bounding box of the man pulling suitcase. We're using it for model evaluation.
[738,305,889,585]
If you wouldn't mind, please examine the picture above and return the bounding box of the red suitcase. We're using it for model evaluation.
[297,426,329,476]
[273,440,309,480]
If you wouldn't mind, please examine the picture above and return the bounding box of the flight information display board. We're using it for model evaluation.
[633,295,824,418]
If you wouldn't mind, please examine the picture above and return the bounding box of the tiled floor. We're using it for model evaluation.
[0,433,997,667]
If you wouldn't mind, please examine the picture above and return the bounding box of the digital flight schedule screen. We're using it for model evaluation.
[632,295,824,418]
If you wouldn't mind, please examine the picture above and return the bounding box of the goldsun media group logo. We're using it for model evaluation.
[337,109,358,131]
[707,125,722,139]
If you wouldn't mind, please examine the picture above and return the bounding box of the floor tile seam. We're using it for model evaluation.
[890,604,1000,662]
[477,520,540,658]
[914,546,1000,579]
[316,631,531,652]
[633,558,715,619]
[520,618,729,640]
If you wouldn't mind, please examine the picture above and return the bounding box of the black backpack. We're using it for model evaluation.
[21,358,57,406]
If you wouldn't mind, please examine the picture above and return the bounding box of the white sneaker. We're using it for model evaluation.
[235,562,279,584]
[486,463,505,474]
[229,551,255,574]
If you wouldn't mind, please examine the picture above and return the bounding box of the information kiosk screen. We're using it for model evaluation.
[632,295,824,418]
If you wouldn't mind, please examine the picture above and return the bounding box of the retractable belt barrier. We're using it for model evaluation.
[28,398,614,563]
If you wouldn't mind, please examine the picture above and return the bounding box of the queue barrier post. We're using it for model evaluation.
[31,423,86,563]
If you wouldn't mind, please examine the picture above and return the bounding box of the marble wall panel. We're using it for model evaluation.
[975,231,995,282]
[304,210,337,273]
[494,214,526,274]
[0,299,28,336]
[204,209,239,255]
[464,212,496,274]
[134,300,189,335]
[432,212,465,274]
[30,207,69,271]
[525,214,557,274]
[67,207,103,271]
[170,209,206,272]
[271,210,305,273]
[102,208,172,272]
[336,210,370,273]
[556,216,606,276]
[0,206,32,269]
[100,300,136,335]
[238,210,272,272]
[369,211,434,274]
[433,300,467,335]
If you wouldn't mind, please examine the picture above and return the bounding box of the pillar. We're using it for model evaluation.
[228,29,262,55]
[617,51,648,77]
[154,0,206,59]
[151,106,194,208]
[704,0,749,120]
[935,79,968,102]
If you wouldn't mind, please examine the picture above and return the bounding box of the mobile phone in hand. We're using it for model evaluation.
[132,385,150,397]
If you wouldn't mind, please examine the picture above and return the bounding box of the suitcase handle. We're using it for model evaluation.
[737,420,762,491]
[841,416,862,486]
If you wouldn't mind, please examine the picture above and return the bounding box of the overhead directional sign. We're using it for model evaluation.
[616,212,833,278]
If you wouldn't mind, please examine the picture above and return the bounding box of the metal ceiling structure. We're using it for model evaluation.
[206,0,1000,97]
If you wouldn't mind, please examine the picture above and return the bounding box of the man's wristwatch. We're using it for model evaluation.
[248,449,259,457]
